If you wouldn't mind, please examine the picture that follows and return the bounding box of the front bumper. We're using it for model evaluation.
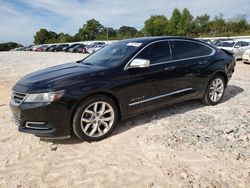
[9,99,72,138]
[243,58,250,63]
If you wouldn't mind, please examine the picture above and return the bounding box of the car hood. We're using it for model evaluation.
[14,62,104,92]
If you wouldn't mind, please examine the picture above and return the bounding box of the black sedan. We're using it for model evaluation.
[63,44,80,52]
[54,44,69,52]
[68,44,87,53]
[75,45,88,53]
[10,37,235,141]
[46,45,58,52]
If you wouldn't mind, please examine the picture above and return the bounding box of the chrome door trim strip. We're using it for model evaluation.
[128,87,193,106]
[124,39,216,70]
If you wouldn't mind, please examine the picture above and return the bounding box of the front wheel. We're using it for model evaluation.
[73,95,119,141]
[202,75,225,105]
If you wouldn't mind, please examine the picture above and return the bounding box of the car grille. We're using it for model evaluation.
[12,91,27,104]
[12,115,21,126]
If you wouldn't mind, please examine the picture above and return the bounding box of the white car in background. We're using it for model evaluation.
[243,49,250,64]
[217,40,250,59]
[86,43,107,54]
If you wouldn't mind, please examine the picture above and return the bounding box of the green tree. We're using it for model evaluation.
[144,15,169,36]
[225,15,249,35]
[96,27,118,40]
[118,26,138,38]
[57,32,77,43]
[32,9,250,44]
[0,42,23,51]
[210,13,226,35]
[169,8,182,35]
[179,8,194,36]
[76,19,104,40]
[34,28,58,44]
[194,14,211,36]
[34,28,49,44]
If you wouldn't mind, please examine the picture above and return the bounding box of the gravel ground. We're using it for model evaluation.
[0,51,249,188]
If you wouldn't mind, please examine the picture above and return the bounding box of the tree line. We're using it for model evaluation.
[34,23,143,44]
[7,7,250,50]
[0,42,23,51]
[24,8,250,45]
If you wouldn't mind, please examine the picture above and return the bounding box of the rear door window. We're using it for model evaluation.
[171,40,213,60]
[136,41,171,65]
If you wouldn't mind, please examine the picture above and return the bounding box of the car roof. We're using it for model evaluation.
[120,36,206,45]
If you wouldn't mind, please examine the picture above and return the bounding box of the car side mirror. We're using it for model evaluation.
[234,45,240,48]
[129,58,150,68]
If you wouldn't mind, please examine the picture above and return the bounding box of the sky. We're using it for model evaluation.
[0,0,250,45]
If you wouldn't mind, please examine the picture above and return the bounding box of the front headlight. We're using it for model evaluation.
[24,90,64,103]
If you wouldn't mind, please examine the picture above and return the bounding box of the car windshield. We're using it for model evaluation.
[81,41,142,67]
[218,41,235,47]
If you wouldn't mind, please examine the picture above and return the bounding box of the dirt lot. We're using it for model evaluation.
[0,51,249,188]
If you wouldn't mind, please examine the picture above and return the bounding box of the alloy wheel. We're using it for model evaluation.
[209,78,224,103]
[80,101,115,138]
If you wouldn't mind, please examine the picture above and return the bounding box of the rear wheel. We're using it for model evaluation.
[73,95,118,141]
[202,75,225,105]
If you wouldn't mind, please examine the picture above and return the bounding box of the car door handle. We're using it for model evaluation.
[165,66,176,71]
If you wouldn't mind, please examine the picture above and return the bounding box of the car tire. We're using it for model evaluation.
[202,75,225,105]
[72,95,119,141]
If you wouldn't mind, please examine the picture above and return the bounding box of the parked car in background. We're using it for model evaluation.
[31,45,43,51]
[71,44,88,53]
[75,45,88,53]
[211,39,232,46]
[27,45,35,51]
[35,45,49,52]
[12,47,23,51]
[242,49,250,64]
[211,39,222,46]
[199,39,211,44]
[86,42,106,53]
[22,45,33,51]
[46,45,58,52]
[10,37,235,141]
[68,44,85,53]
[64,44,81,52]
[217,40,250,59]
[54,44,69,52]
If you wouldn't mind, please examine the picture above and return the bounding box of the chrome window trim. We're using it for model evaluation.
[124,39,216,70]
[128,87,193,106]
[124,39,170,70]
